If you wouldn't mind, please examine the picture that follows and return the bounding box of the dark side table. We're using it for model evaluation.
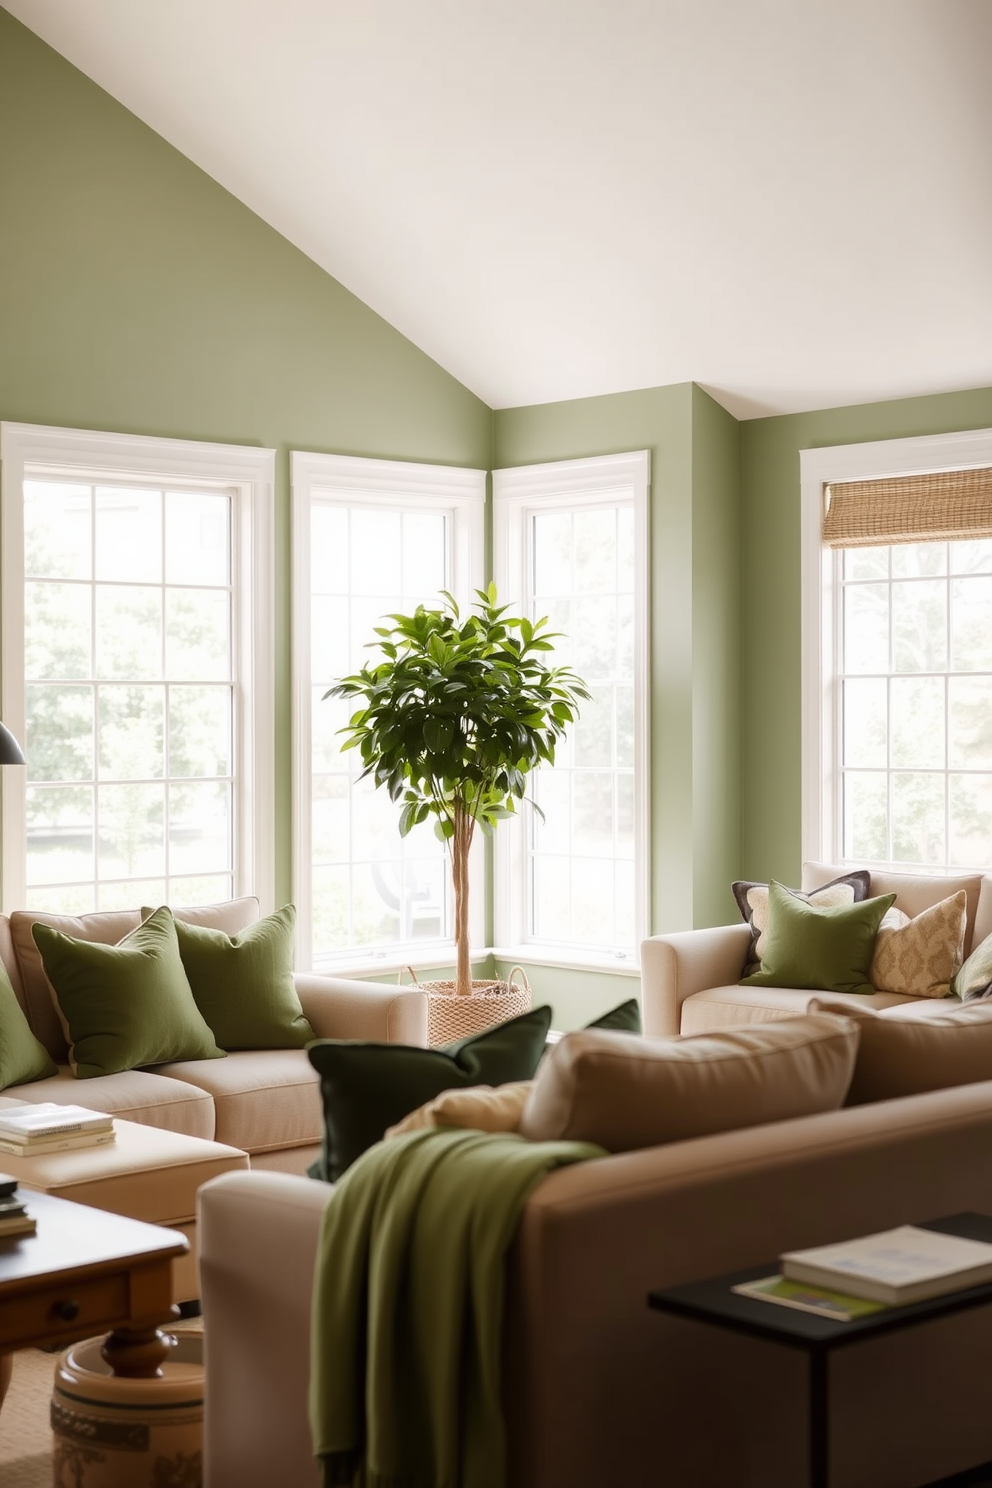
[648,1213,992,1488]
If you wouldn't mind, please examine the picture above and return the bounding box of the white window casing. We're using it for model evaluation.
[492,450,650,971]
[291,451,486,974]
[0,422,276,913]
[801,426,992,868]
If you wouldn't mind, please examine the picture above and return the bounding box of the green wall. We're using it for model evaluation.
[740,385,992,887]
[493,382,741,1024]
[0,8,493,903]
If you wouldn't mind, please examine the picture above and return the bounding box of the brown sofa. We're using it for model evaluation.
[640,863,992,1036]
[0,897,427,1173]
[198,1075,992,1488]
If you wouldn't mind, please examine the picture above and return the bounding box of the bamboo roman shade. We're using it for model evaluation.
[822,467,992,548]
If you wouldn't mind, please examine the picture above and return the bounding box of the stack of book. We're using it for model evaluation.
[0,1103,115,1157]
[0,1174,36,1239]
[734,1224,992,1321]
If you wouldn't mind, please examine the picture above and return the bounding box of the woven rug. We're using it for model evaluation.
[0,1319,202,1488]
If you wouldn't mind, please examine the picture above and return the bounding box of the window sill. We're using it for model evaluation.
[490,945,641,977]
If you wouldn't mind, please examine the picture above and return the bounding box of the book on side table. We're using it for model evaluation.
[779,1224,992,1306]
[0,1103,115,1158]
[0,1173,36,1239]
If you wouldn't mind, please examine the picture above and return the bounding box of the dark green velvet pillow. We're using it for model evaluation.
[307,1003,554,1183]
[32,906,225,1078]
[585,997,641,1033]
[952,932,992,1002]
[159,904,314,1050]
[740,880,896,998]
[0,961,57,1090]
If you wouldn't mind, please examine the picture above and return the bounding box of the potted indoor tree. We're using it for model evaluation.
[325,584,589,1042]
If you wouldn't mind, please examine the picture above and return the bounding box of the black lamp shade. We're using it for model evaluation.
[0,722,25,765]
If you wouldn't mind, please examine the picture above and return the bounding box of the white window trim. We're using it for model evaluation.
[0,422,276,913]
[800,425,992,867]
[290,450,486,974]
[492,449,651,972]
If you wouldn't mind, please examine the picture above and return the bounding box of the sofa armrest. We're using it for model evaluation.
[639,923,751,1036]
[199,1171,329,1488]
[294,973,427,1045]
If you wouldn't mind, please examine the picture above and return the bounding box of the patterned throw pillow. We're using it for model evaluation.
[870,891,968,998]
[733,871,871,977]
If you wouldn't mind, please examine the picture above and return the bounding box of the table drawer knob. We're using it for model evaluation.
[54,1300,80,1322]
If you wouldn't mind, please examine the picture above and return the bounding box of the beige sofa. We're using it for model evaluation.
[640,863,992,1036]
[199,1077,992,1488]
[0,897,427,1172]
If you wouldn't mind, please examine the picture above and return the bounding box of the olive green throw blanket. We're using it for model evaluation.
[309,1126,603,1488]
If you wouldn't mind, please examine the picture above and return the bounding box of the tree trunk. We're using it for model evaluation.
[452,803,474,996]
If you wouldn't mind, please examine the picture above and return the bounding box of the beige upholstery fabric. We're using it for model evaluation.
[295,974,428,1046]
[167,896,260,933]
[0,1064,216,1137]
[802,862,986,956]
[678,982,914,1034]
[158,1049,321,1152]
[639,922,753,1036]
[249,1143,323,1176]
[8,907,142,1060]
[811,995,992,1105]
[385,1081,534,1139]
[9,1116,246,1225]
[870,891,968,997]
[518,1014,859,1149]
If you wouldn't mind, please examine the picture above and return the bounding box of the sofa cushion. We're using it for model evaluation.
[9,897,260,1064]
[740,882,895,997]
[951,929,992,1002]
[802,863,987,957]
[164,904,314,1050]
[0,960,57,1090]
[33,906,225,1078]
[733,871,870,977]
[517,1013,859,1150]
[679,983,916,1035]
[307,1003,553,1182]
[810,995,992,1105]
[0,1065,216,1138]
[10,907,142,1062]
[159,1050,321,1152]
[870,892,967,998]
[385,1081,533,1140]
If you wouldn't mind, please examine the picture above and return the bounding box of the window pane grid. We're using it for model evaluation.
[23,478,236,911]
[310,499,452,961]
[526,504,634,952]
[839,540,992,869]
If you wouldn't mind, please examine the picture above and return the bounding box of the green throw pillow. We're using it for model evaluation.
[740,880,896,997]
[150,904,314,1050]
[32,906,225,1078]
[952,932,992,1002]
[585,997,642,1033]
[0,961,57,1089]
[307,1003,554,1183]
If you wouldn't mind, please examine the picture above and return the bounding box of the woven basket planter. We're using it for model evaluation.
[401,966,531,1046]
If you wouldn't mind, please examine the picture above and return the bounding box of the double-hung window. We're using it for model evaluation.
[493,451,650,966]
[291,452,485,972]
[0,424,275,913]
[801,427,992,870]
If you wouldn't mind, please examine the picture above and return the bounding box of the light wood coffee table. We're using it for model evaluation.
[0,1188,187,1413]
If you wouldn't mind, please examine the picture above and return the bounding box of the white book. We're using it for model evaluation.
[781,1225,992,1305]
[0,1103,113,1139]
[0,1130,116,1157]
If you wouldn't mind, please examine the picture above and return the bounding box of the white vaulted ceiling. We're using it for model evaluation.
[6,0,992,418]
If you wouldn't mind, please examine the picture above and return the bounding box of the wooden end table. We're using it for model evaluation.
[0,1187,188,1413]
[649,1213,992,1488]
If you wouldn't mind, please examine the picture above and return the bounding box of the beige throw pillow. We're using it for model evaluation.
[385,1081,534,1140]
[517,1014,859,1151]
[810,994,992,1104]
[869,891,967,998]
